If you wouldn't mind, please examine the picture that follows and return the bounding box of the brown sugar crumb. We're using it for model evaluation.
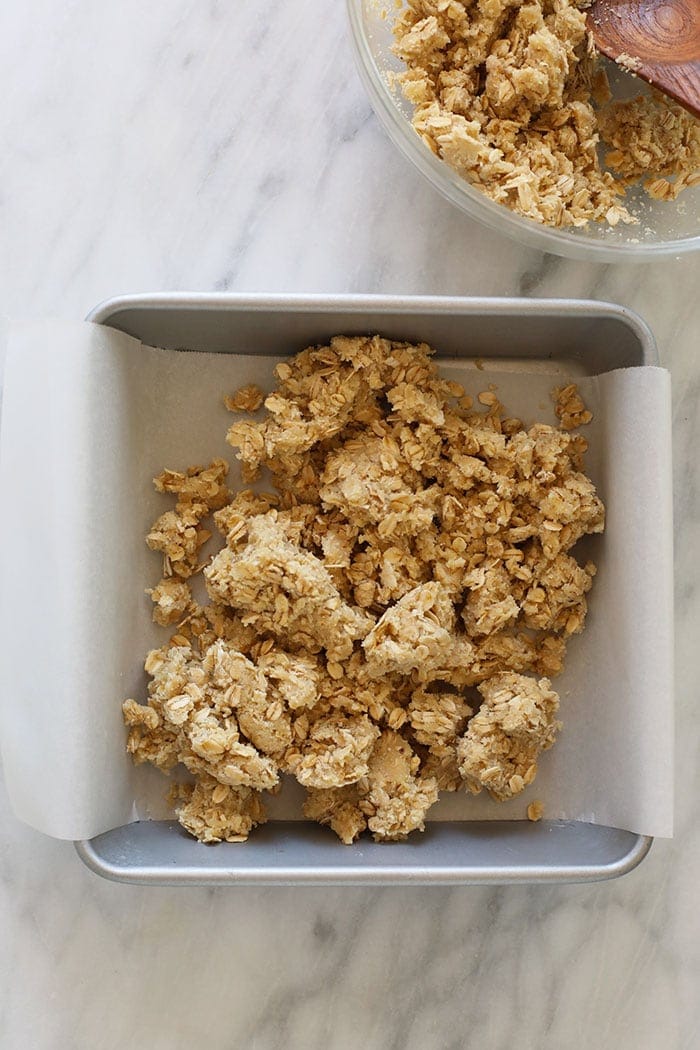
[213,489,278,547]
[319,434,433,536]
[204,512,374,662]
[225,384,265,413]
[527,799,545,822]
[171,775,267,843]
[457,673,561,801]
[146,459,230,579]
[362,581,472,680]
[462,563,520,637]
[154,459,230,512]
[147,578,192,626]
[392,1,699,227]
[409,687,473,793]
[598,93,700,198]
[257,650,320,711]
[146,509,211,579]
[616,53,642,74]
[554,384,594,430]
[125,335,604,844]
[408,686,473,747]
[123,641,280,793]
[284,713,380,789]
[180,601,260,655]
[521,552,596,636]
[360,731,439,841]
[303,784,368,844]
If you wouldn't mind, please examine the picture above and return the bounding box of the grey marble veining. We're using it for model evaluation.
[1,2,699,1049]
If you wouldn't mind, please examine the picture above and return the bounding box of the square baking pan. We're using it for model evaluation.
[75,293,657,886]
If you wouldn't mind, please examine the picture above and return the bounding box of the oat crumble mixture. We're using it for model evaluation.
[123,335,604,844]
[392,0,700,226]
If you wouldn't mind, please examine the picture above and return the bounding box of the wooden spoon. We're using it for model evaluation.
[587,0,700,119]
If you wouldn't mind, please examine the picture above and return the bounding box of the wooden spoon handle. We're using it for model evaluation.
[639,62,700,119]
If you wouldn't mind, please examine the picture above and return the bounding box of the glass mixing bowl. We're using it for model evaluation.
[346,0,700,262]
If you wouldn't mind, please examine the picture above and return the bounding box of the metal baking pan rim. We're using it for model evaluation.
[75,293,660,884]
[86,291,658,367]
[75,823,653,887]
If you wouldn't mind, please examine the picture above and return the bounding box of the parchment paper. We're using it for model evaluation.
[0,320,673,840]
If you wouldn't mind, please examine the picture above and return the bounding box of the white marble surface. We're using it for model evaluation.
[0,2,698,1048]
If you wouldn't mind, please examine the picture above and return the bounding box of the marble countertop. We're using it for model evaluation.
[1,2,698,1048]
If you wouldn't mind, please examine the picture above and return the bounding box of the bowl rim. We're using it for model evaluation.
[346,0,700,263]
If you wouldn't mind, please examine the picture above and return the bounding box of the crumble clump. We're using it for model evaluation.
[457,672,561,801]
